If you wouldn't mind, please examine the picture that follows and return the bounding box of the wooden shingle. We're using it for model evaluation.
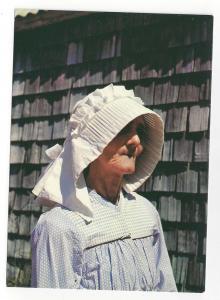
[189,105,209,132]
[86,62,104,86]
[30,192,41,212]
[67,41,83,65]
[194,136,209,162]
[153,79,169,105]
[32,120,40,140]
[14,191,32,211]
[176,256,189,287]
[176,169,198,193]
[11,98,23,119]
[52,92,70,115]
[144,175,153,192]
[175,47,195,74]
[10,144,25,164]
[177,230,197,254]
[72,65,88,88]
[122,57,140,81]
[103,58,121,84]
[194,46,212,72]
[69,90,87,113]
[8,190,16,210]
[22,121,34,141]
[39,71,53,93]
[40,144,52,164]
[168,196,181,222]
[194,200,205,223]
[7,239,16,258]
[13,192,22,211]
[152,174,176,192]
[134,81,155,106]
[136,181,145,192]
[164,230,177,251]
[158,196,168,220]
[24,51,34,72]
[9,165,22,188]
[165,107,188,133]
[10,122,23,141]
[203,237,206,256]
[26,142,41,164]
[30,96,52,117]
[159,196,181,222]
[166,78,179,104]
[181,201,191,223]
[153,108,167,124]
[12,78,25,96]
[199,171,208,194]
[52,118,68,140]
[171,256,178,285]
[19,214,30,236]
[181,200,204,223]
[187,259,205,288]
[23,240,31,260]
[159,196,168,221]
[30,214,39,233]
[37,120,53,141]
[22,97,33,118]
[22,168,38,189]
[24,75,40,95]
[52,70,72,91]
[8,212,19,234]
[13,50,25,74]
[173,136,193,162]
[153,51,173,77]
[199,77,211,101]
[178,79,200,103]
[14,239,24,259]
[171,256,177,283]
[7,263,20,285]
[42,44,67,68]
[162,138,173,161]
[100,34,119,59]
[140,53,158,78]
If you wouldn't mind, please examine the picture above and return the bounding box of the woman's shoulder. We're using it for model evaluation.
[126,191,159,217]
[32,206,81,238]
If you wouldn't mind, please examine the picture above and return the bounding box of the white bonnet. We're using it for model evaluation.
[32,84,164,221]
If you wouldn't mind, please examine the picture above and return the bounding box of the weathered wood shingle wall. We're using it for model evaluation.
[8,12,212,291]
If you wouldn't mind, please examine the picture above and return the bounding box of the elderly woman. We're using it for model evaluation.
[31,84,177,291]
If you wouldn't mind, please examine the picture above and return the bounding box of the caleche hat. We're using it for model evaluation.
[32,84,164,221]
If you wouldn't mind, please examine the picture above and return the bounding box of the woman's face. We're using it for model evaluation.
[93,116,145,176]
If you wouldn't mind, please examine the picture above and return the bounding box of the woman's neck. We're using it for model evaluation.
[85,165,123,204]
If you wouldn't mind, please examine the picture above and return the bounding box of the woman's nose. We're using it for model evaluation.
[126,133,143,157]
[127,133,141,146]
